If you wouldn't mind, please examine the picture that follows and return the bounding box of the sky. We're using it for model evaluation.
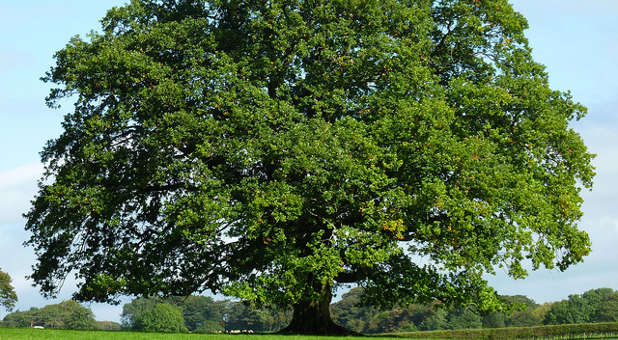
[0,0,617,323]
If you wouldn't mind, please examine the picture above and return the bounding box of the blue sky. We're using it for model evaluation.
[0,1,617,322]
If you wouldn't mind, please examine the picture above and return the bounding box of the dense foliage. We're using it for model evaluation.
[163,296,224,332]
[121,296,290,333]
[1,300,97,330]
[0,270,17,311]
[123,297,209,332]
[26,0,594,333]
[223,300,291,332]
[133,303,188,333]
[543,288,618,325]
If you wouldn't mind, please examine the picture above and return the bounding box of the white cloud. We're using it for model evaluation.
[0,162,43,224]
[0,162,43,189]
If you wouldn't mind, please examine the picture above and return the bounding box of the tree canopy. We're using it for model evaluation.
[26,0,594,334]
[0,269,17,311]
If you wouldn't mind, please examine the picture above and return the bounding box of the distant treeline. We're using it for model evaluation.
[331,287,618,334]
[0,300,119,330]
[2,287,618,333]
[119,296,290,333]
[0,296,290,333]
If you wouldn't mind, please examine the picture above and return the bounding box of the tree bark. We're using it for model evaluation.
[279,283,356,335]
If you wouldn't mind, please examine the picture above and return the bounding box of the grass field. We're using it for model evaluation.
[0,328,450,340]
[2,328,618,340]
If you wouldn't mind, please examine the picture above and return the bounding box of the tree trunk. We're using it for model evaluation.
[279,283,356,335]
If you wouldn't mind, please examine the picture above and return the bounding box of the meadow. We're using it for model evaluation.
[0,328,440,340]
[3,327,618,340]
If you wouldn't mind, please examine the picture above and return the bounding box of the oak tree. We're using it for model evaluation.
[0,269,17,311]
[26,0,594,334]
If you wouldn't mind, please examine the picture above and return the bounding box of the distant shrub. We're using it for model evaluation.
[133,303,187,333]
[95,320,121,331]
[193,319,223,333]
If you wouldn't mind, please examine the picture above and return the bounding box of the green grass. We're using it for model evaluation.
[4,327,618,340]
[379,322,618,340]
[0,328,449,340]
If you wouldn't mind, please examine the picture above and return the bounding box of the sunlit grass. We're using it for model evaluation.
[0,328,451,340]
